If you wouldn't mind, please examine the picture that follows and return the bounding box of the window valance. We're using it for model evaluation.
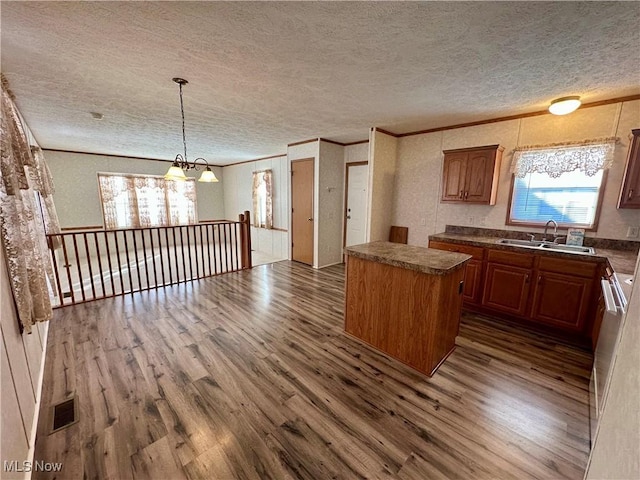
[510,137,617,178]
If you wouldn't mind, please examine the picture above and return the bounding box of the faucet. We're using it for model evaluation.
[543,219,558,242]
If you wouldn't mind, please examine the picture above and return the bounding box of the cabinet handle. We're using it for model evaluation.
[629,188,634,199]
[459,190,464,199]
[525,274,530,283]
[464,191,469,199]
[537,275,542,284]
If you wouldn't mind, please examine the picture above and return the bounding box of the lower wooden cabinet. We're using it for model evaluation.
[428,241,484,305]
[429,239,602,339]
[482,263,531,316]
[530,271,593,331]
[463,259,483,305]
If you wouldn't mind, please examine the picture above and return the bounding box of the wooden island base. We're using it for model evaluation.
[344,242,470,377]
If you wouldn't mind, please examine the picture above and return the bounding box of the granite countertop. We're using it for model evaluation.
[429,232,639,275]
[345,241,471,275]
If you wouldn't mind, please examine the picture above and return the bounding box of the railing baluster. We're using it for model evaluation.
[141,228,151,289]
[83,233,97,300]
[123,230,134,293]
[199,225,206,278]
[131,228,142,292]
[186,225,194,280]
[215,224,223,275]
[192,225,200,280]
[172,227,180,284]
[104,231,116,296]
[47,235,64,306]
[61,235,75,304]
[232,223,239,271]
[220,223,227,272]
[93,232,106,299]
[149,229,159,288]
[113,230,125,294]
[205,224,213,276]
[154,228,164,285]
[71,234,86,302]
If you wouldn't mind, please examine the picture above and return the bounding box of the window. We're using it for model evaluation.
[507,138,615,229]
[252,169,273,229]
[97,173,197,229]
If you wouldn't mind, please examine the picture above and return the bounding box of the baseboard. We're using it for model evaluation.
[314,261,345,270]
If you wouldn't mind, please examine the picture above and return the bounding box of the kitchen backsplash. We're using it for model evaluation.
[444,225,640,252]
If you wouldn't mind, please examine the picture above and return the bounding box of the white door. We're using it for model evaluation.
[345,163,368,247]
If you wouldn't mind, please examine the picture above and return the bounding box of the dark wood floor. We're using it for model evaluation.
[34,261,593,480]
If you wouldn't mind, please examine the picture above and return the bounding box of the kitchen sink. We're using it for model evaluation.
[497,238,595,255]
[540,243,595,255]
[497,238,544,247]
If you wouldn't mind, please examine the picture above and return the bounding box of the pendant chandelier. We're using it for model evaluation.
[164,78,218,183]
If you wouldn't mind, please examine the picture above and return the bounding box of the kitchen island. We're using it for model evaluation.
[344,241,471,376]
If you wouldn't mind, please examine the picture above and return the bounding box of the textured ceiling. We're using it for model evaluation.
[1,2,639,165]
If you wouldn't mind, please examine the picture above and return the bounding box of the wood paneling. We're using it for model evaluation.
[34,261,593,480]
[345,256,464,376]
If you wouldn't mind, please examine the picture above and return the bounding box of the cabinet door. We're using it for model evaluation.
[441,153,467,202]
[482,263,531,317]
[618,129,640,208]
[530,271,593,331]
[465,150,495,203]
[463,259,483,305]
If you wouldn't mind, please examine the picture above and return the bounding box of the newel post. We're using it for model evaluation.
[239,210,252,269]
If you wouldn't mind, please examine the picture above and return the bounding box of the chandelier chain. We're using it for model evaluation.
[179,82,188,162]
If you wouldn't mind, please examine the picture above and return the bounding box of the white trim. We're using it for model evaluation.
[24,321,49,480]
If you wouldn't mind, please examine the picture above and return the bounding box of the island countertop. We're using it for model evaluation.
[345,241,471,275]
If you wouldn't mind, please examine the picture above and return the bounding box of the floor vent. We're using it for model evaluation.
[50,397,78,434]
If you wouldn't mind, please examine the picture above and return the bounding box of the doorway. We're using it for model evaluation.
[291,158,314,265]
[344,162,369,248]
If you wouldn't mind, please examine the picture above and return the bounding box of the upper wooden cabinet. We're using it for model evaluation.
[441,145,503,205]
[618,129,640,208]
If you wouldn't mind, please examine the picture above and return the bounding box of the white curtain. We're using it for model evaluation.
[511,137,617,178]
[0,77,60,333]
[98,173,197,229]
[252,169,273,229]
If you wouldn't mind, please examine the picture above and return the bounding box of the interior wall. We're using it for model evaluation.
[1,238,49,480]
[368,129,398,242]
[586,252,640,479]
[45,150,225,228]
[344,142,369,164]
[317,141,345,267]
[391,99,640,245]
[222,155,289,260]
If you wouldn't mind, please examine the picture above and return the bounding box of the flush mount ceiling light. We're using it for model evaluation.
[164,78,219,183]
[548,96,581,116]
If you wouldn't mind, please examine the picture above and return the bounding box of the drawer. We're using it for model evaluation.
[537,256,599,278]
[486,248,534,268]
[429,241,484,260]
